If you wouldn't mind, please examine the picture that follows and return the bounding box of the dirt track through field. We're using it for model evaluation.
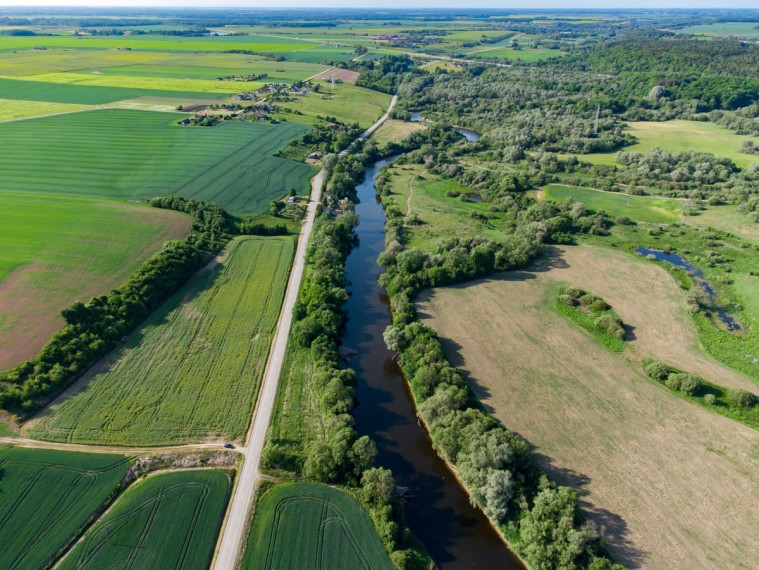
[418,245,759,569]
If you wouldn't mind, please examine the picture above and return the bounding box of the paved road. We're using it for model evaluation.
[212,95,398,570]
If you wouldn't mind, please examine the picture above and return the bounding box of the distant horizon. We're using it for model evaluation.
[2,2,758,11]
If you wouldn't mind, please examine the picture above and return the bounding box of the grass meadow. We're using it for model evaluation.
[277,82,392,128]
[370,118,426,147]
[417,244,759,568]
[0,445,128,570]
[27,237,293,446]
[382,163,509,251]
[59,470,230,570]
[0,192,191,370]
[242,482,393,570]
[541,184,683,224]
[0,109,316,213]
[579,120,759,169]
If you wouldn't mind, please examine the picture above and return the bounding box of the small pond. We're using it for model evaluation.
[634,247,741,331]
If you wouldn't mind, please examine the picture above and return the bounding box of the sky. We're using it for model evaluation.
[1,1,756,9]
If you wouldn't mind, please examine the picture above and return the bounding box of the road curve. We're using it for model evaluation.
[212,96,397,569]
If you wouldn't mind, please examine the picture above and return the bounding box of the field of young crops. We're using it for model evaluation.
[0,34,315,53]
[0,191,191,370]
[0,445,128,570]
[241,482,393,570]
[0,48,327,84]
[12,71,260,95]
[0,98,92,121]
[59,470,230,570]
[0,109,315,213]
[0,76,222,104]
[27,236,294,445]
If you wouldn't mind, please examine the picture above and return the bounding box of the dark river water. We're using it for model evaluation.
[409,111,481,142]
[635,247,741,331]
[340,157,524,569]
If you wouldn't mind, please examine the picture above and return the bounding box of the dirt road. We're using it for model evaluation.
[212,95,398,569]
[211,167,324,570]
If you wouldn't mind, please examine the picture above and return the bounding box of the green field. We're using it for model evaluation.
[27,237,293,445]
[0,109,316,213]
[0,34,314,53]
[680,22,759,38]
[383,163,509,251]
[60,470,230,570]
[470,46,565,61]
[0,76,225,104]
[0,192,191,370]
[10,71,261,95]
[0,48,327,83]
[0,98,92,121]
[0,445,128,570]
[277,82,391,128]
[242,482,393,570]
[541,184,683,224]
[579,120,759,170]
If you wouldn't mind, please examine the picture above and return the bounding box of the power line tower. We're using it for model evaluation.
[330,71,335,92]
[594,105,601,136]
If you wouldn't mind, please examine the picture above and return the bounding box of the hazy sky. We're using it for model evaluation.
[1,1,756,9]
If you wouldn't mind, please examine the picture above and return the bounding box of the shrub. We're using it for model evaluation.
[728,388,757,408]
[704,394,716,405]
[588,298,611,313]
[579,293,600,306]
[563,287,585,299]
[644,360,671,381]
[559,294,580,307]
[678,374,702,396]
[594,314,626,340]
[666,374,683,391]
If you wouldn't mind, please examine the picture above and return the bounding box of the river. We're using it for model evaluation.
[340,157,524,569]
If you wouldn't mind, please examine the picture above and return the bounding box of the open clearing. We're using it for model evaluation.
[278,82,392,128]
[241,482,393,570]
[60,470,229,570]
[370,118,426,146]
[310,67,360,84]
[417,244,759,569]
[384,163,508,250]
[26,236,293,446]
[541,184,683,224]
[0,109,316,213]
[0,193,191,370]
[0,445,128,570]
[579,120,759,170]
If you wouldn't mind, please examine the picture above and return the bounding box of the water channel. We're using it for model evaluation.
[340,156,524,569]
[635,247,741,331]
[410,111,480,142]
